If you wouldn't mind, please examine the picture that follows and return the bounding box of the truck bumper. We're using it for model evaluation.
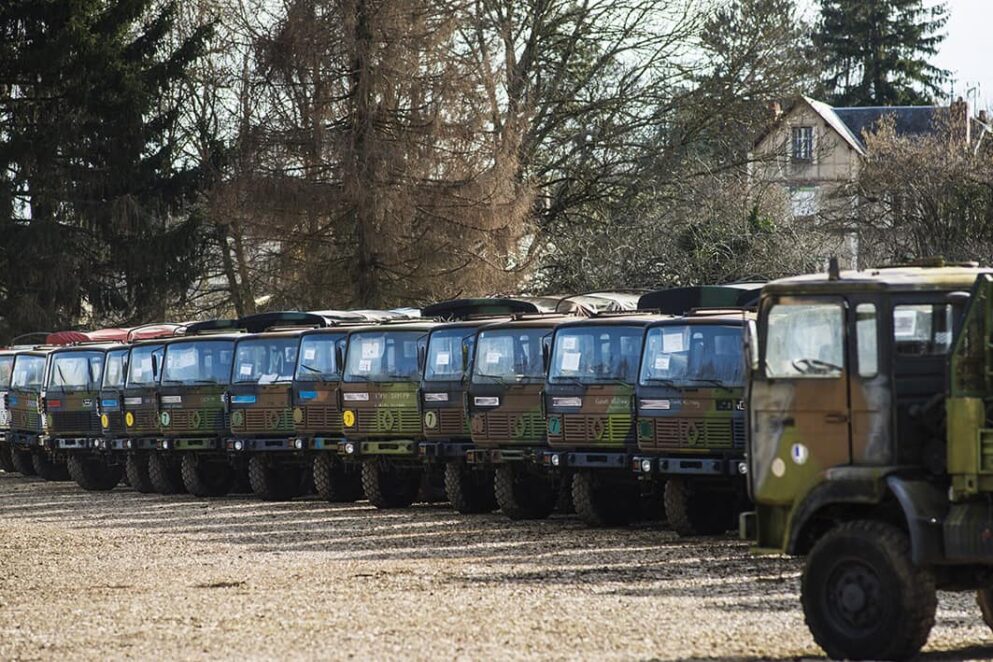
[539,449,629,470]
[632,455,748,477]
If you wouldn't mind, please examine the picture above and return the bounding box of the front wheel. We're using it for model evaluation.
[0,442,15,473]
[802,520,936,660]
[11,449,36,475]
[977,588,993,632]
[572,470,638,527]
[181,453,232,497]
[148,453,186,495]
[32,452,71,481]
[444,463,497,514]
[494,464,556,520]
[67,455,122,491]
[248,456,305,501]
[125,453,155,493]
[664,476,735,536]
[313,454,363,502]
[361,460,420,509]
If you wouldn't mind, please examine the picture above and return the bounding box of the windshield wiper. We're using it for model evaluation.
[298,364,322,374]
[550,375,585,386]
[644,377,679,387]
[689,378,729,388]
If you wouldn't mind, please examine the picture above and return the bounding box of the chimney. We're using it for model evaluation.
[950,96,971,145]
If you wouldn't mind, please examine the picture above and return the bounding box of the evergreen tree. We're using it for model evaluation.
[0,1,211,339]
[814,0,949,106]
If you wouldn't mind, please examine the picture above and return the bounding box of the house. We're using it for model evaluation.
[751,96,992,265]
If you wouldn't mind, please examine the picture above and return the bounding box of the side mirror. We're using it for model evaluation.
[335,345,345,375]
[417,345,426,372]
[151,354,160,379]
[542,342,551,372]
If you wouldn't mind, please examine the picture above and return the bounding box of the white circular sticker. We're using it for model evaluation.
[772,458,786,478]
[791,443,809,466]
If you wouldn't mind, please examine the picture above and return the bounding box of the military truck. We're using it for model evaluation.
[742,260,993,660]
[339,319,439,508]
[631,309,754,535]
[118,335,172,492]
[153,322,239,496]
[0,350,16,473]
[419,298,560,513]
[226,311,373,501]
[6,345,73,479]
[542,313,666,526]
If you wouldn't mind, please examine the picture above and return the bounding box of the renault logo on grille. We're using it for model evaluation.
[190,411,203,429]
[512,415,528,438]
[686,421,701,446]
[592,417,606,441]
[266,410,281,429]
[377,409,396,431]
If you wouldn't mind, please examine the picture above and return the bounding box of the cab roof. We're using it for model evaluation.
[764,264,993,294]
[345,320,439,335]
[647,309,755,328]
[421,297,556,320]
[475,314,578,331]
[48,343,126,354]
[638,284,764,314]
[553,313,667,329]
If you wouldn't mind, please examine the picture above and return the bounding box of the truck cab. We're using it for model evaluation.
[0,350,16,472]
[743,260,993,660]
[6,348,62,479]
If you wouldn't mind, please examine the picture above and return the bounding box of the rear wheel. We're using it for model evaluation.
[0,442,15,473]
[664,476,735,536]
[125,453,155,493]
[11,449,36,475]
[979,588,993,632]
[313,454,363,502]
[248,456,305,501]
[32,452,70,481]
[67,455,122,491]
[802,520,936,660]
[148,453,186,495]
[181,453,232,497]
[361,459,420,509]
[494,464,556,520]
[444,463,497,514]
[572,470,638,527]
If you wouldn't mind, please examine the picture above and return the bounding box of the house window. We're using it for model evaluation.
[790,186,818,218]
[791,126,813,161]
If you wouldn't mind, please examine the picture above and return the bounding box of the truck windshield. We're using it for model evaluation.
[161,340,235,385]
[296,333,346,382]
[424,328,475,382]
[11,355,46,390]
[103,349,129,389]
[343,331,425,382]
[48,351,105,391]
[0,356,13,388]
[640,324,744,387]
[472,328,548,383]
[234,337,300,384]
[548,325,643,384]
[127,344,164,387]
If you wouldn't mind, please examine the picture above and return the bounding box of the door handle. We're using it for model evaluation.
[824,412,848,424]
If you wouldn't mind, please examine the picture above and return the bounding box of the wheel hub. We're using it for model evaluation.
[828,562,882,632]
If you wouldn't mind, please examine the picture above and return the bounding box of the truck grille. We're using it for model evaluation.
[353,407,420,436]
[51,411,99,435]
[168,409,226,434]
[553,414,632,447]
[235,408,293,434]
[475,412,543,444]
[10,408,41,432]
[301,406,342,434]
[130,409,159,434]
[640,417,744,451]
[103,411,124,435]
[425,408,467,438]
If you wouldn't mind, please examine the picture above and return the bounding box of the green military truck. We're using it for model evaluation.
[153,322,239,496]
[419,298,560,514]
[339,319,438,508]
[118,336,171,492]
[0,349,16,473]
[742,260,993,660]
[6,347,70,480]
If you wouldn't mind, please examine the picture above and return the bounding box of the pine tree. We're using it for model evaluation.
[814,0,949,106]
[0,1,211,339]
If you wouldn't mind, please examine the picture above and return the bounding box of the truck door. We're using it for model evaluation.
[749,297,851,506]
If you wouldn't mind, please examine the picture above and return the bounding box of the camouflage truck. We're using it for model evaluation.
[6,348,71,480]
[118,337,170,492]
[153,324,239,497]
[339,320,438,508]
[464,314,575,519]
[226,311,370,501]
[0,350,16,473]
[542,314,665,526]
[741,259,993,660]
[419,298,561,514]
[630,286,763,535]
[44,342,125,491]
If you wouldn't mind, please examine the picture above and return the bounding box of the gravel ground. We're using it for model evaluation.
[2,471,993,661]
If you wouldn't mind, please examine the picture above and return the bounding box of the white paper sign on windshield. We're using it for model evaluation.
[654,355,671,371]
[361,341,382,359]
[303,348,316,361]
[562,336,577,350]
[436,351,450,366]
[893,309,918,337]
[561,352,581,371]
[358,359,371,372]
[485,351,501,364]
[239,363,253,376]
[662,332,685,353]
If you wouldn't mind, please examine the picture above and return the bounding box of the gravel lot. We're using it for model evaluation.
[2,471,993,661]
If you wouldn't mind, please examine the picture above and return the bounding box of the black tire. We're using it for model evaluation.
[148,452,186,495]
[125,453,155,494]
[67,455,122,491]
[664,476,734,536]
[978,588,993,632]
[361,459,420,509]
[572,470,638,527]
[248,455,304,501]
[494,464,556,520]
[444,463,497,514]
[0,442,15,473]
[11,449,36,475]
[555,472,575,514]
[802,520,936,660]
[231,463,253,494]
[32,452,71,481]
[181,453,232,497]
[313,454,363,502]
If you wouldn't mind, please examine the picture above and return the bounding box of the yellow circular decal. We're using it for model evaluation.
[100,414,110,429]
[292,407,304,424]
[125,412,135,427]
[342,410,356,428]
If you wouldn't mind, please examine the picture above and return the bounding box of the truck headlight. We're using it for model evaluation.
[550,454,560,467]
[233,440,244,451]
[294,439,304,450]
[640,459,653,473]
[737,461,748,475]
[344,442,356,455]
